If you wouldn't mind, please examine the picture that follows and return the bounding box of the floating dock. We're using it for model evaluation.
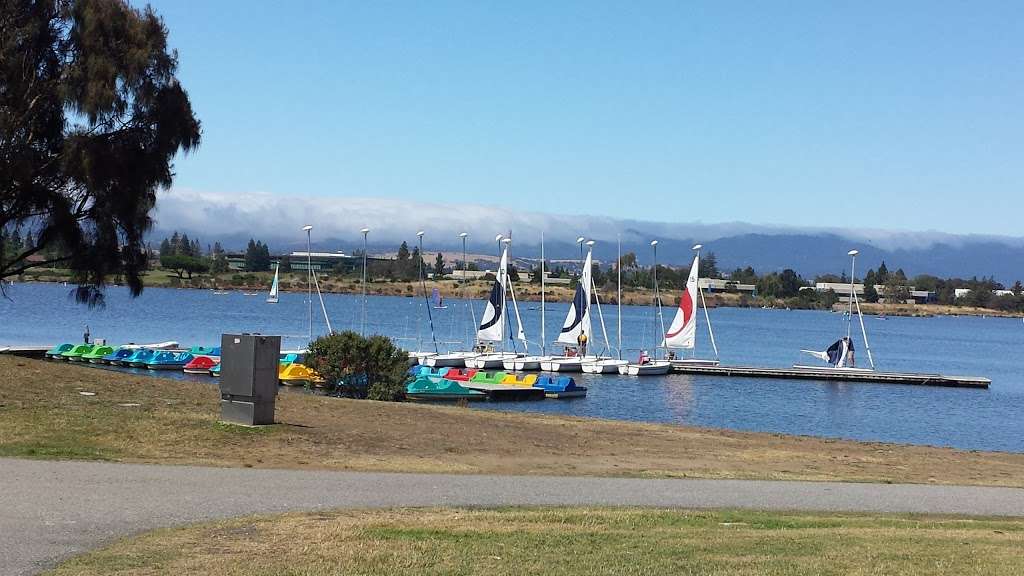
[462,382,546,400]
[0,346,51,359]
[670,364,990,388]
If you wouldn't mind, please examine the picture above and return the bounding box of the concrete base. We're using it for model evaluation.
[219,397,275,426]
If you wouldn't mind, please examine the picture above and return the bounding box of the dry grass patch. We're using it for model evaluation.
[3,356,1024,485]
[48,507,1024,576]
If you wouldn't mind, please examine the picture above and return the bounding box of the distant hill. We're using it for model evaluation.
[150,191,1024,283]
[149,228,1024,283]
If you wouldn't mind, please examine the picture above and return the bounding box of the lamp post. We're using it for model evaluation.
[360,227,369,335]
[847,249,859,339]
[459,232,469,282]
[576,236,585,276]
[302,225,313,343]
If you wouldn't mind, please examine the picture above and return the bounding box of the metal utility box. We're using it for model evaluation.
[219,333,281,425]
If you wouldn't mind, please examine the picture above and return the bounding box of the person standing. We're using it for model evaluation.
[83,325,90,344]
[577,330,588,356]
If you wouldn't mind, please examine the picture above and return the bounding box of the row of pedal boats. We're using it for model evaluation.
[43,342,318,385]
[406,365,587,400]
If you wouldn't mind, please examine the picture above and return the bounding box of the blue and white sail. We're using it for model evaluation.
[557,248,593,345]
[801,337,853,368]
[477,247,508,342]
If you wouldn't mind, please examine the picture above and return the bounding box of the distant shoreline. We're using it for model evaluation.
[12,271,1023,319]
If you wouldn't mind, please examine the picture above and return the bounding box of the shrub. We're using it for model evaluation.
[306,331,409,401]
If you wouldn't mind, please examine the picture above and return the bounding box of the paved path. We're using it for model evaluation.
[4,458,1024,576]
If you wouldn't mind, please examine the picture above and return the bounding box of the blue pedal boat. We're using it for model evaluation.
[126,348,157,367]
[146,351,195,370]
[534,376,587,399]
[102,347,137,365]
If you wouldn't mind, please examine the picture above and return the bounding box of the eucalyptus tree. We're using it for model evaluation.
[1,0,201,303]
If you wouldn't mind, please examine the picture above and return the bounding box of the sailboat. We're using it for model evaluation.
[266,264,280,303]
[505,233,553,371]
[583,239,628,374]
[466,242,526,369]
[662,246,719,367]
[620,240,672,376]
[431,287,447,309]
[540,242,601,373]
[796,249,875,372]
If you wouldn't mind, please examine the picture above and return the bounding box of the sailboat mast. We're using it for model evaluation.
[694,245,719,359]
[652,240,667,356]
[586,241,609,357]
[541,232,546,357]
[617,235,622,361]
[417,231,438,353]
[460,232,475,349]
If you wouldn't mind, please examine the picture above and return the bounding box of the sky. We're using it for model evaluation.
[149,0,1024,238]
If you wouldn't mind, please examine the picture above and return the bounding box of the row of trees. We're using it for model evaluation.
[158,232,209,279]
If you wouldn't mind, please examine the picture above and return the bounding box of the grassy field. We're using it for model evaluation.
[47,507,1024,576]
[3,356,1024,485]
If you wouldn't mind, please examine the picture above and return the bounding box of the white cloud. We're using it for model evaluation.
[153,188,1024,252]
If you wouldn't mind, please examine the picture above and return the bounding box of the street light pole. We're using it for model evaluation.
[303,225,313,343]
[360,227,369,336]
[576,236,585,276]
[848,249,858,340]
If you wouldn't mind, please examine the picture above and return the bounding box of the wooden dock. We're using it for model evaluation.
[670,364,990,388]
[462,382,546,400]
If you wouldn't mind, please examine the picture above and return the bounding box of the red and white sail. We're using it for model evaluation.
[662,254,699,349]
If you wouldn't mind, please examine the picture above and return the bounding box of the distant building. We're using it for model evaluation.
[699,278,756,294]
[289,251,353,273]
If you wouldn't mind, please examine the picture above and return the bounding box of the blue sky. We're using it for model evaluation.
[151,1,1024,236]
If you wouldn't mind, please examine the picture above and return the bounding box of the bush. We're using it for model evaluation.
[306,331,409,401]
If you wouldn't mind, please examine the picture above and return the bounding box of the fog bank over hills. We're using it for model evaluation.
[153,189,1024,282]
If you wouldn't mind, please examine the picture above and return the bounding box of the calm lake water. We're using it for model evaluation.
[3,282,1023,453]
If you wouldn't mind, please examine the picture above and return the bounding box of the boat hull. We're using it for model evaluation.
[425,353,477,368]
[503,356,550,371]
[582,360,628,374]
[620,361,672,376]
[467,353,520,369]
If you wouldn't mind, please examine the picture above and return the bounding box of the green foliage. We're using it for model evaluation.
[698,252,719,279]
[434,252,445,275]
[1,0,201,304]
[245,239,271,272]
[306,331,409,401]
[159,253,208,279]
[863,283,879,303]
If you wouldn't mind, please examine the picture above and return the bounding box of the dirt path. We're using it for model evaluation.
[5,458,1024,575]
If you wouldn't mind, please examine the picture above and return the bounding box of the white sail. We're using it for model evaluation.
[662,254,698,349]
[477,247,507,342]
[557,248,593,345]
[508,278,528,345]
[266,264,280,303]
